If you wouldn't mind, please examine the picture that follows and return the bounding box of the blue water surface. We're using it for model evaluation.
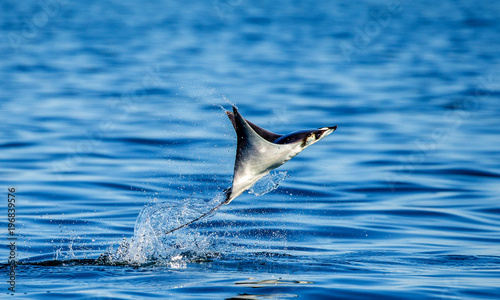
[1,0,500,299]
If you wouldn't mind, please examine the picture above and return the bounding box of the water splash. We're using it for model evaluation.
[99,193,226,266]
[55,243,77,261]
[99,174,288,266]
[54,235,80,261]
[248,171,288,196]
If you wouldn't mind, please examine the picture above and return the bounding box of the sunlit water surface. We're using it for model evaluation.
[1,0,500,299]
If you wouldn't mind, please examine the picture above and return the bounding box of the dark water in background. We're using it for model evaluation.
[1,0,500,299]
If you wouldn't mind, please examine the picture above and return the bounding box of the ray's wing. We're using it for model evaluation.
[226,106,300,203]
[226,111,282,142]
[163,108,288,235]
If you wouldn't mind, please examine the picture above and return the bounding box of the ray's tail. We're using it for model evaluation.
[223,187,232,204]
[162,189,232,235]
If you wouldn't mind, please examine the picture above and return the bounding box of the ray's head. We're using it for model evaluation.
[301,125,338,148]
[273,125,338,148]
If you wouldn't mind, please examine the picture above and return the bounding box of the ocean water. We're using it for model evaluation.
[1,0,500,299]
